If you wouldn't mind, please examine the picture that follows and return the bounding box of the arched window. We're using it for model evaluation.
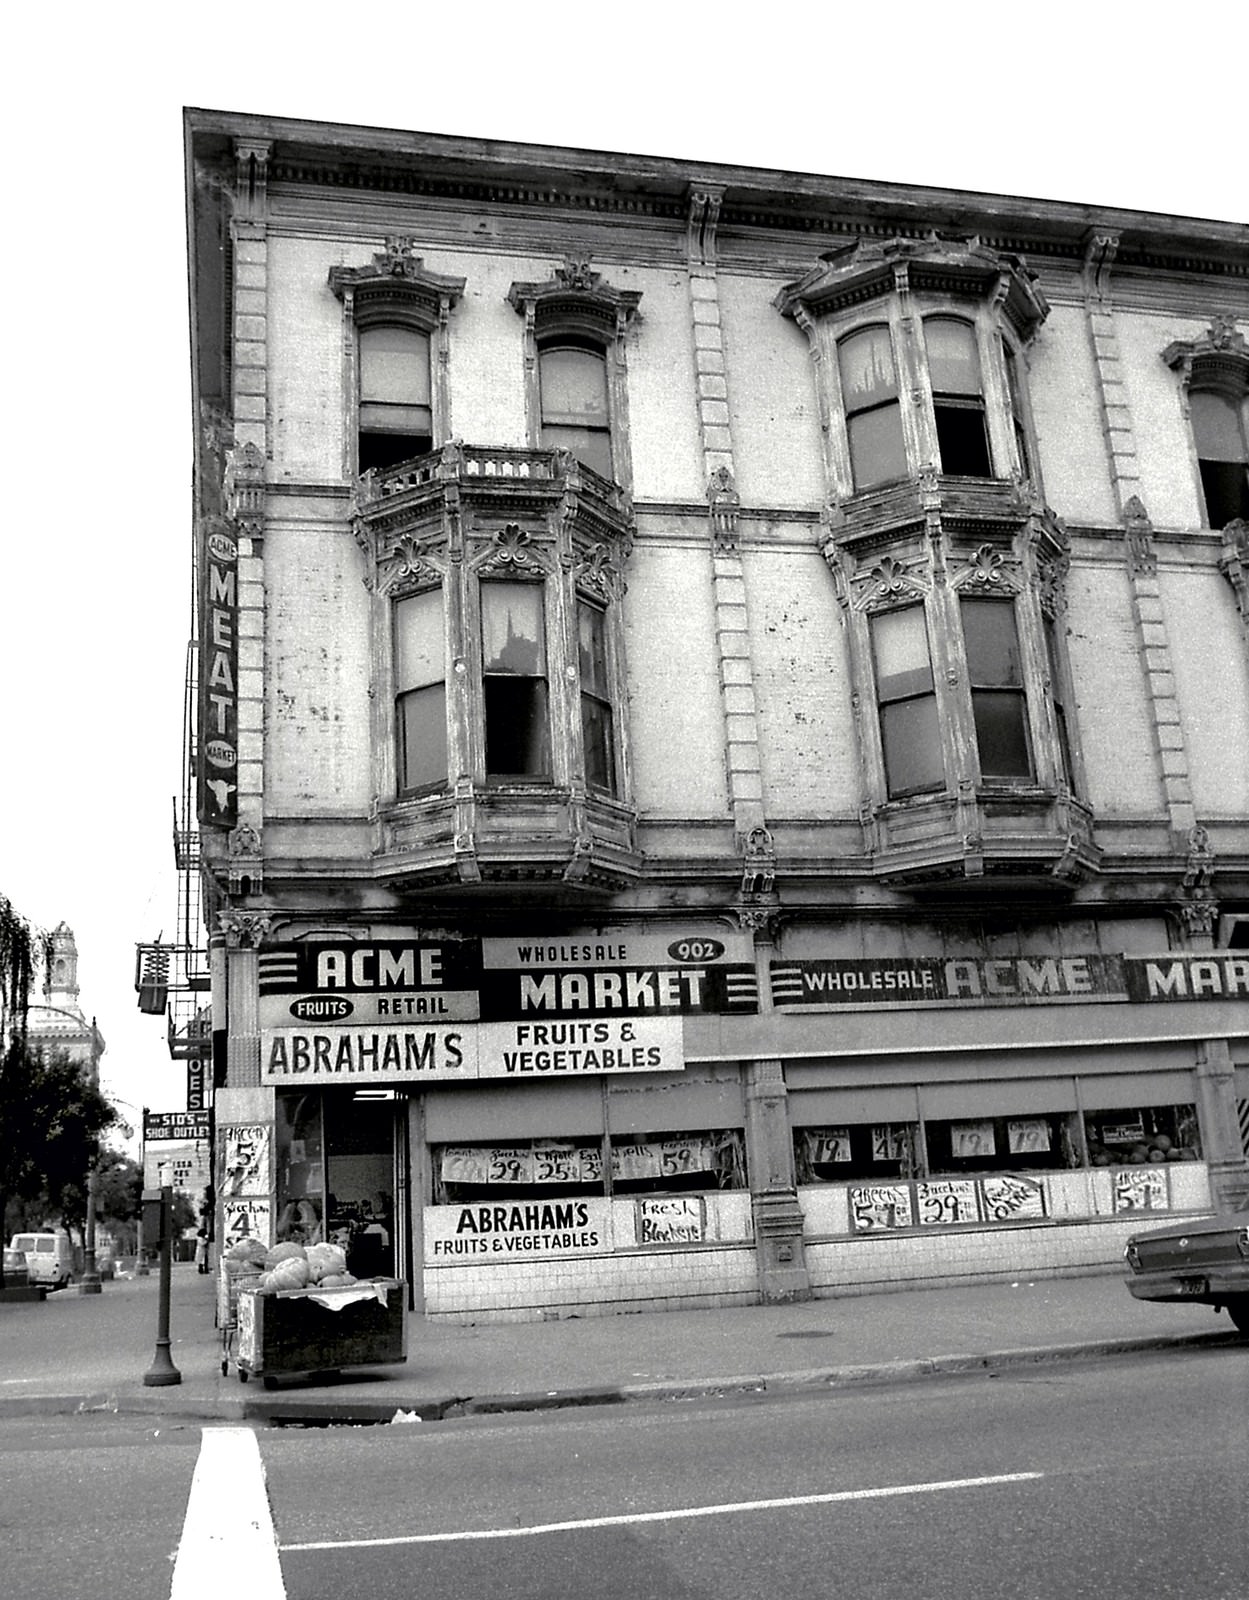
[839,326,907,490]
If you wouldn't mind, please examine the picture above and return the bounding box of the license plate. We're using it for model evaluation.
[1176,1277,1208,1295]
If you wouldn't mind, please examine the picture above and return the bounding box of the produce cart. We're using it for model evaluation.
[235,1280,407,1387]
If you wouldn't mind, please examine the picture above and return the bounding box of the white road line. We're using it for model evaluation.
[171,1427,287,1599]
[282,1470,1044,1552]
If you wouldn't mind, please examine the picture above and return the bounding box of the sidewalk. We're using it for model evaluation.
[0,1262,1238,1425]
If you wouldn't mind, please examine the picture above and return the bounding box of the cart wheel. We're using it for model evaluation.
[262,1376,277,1391]
[221,1359,228,1376]
[238,1370,249,1383]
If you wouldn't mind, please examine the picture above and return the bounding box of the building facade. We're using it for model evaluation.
[181,109,1249,1321]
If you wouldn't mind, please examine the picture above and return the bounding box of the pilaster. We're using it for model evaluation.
[687,187,769,845]
[1082,233,1143,516]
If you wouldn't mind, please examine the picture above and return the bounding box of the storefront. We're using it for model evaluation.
[213,930,1248,1322]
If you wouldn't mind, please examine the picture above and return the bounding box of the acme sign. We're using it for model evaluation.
[771,953,1249,1010]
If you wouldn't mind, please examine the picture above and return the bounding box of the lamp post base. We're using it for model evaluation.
[143,1341,182,1387]
[73,1277,103,1295]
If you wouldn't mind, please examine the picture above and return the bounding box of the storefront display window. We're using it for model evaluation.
[1084,1104,1201,1167]
[795,1123,919,1182]
[925,1113,1078,1174]
[432,1129,745,1202]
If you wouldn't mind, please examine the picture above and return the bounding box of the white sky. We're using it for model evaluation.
[2,3,1244,1157]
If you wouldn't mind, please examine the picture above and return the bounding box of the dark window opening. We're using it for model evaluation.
[1190,390,1249,527]
[926,1113,1078,1175]
[482,582,551,780]
[962,597,1033,780]
[871,605,944,797]
[796,1123,918,1183]
[927,318,992,478]
[1044,615,1072,785]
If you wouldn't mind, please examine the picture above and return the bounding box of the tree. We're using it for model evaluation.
[1,891,51,1286]
[0,1043,114,1278]
[94,1150,143,1254]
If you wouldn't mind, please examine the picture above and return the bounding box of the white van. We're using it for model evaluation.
[8,1231,74,1290]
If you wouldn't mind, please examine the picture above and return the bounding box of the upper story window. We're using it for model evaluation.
[1190,389,1249,527]
[839,326,906,490]
[539,340,613,479]
[481,580,552,781]
[870,605,941,797]
[359,325,432,472]
[394,587,446,793]
[329,238,465,479]
[509,258,641,494]
[926,318,992,478]
[1163,316,1249,530]
[776,235,1049,503]
[961,596,1032,780]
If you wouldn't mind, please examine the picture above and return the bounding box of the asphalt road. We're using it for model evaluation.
[1,1345,1245,1599]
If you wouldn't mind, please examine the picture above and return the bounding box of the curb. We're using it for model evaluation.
[0,1329,1235,1426]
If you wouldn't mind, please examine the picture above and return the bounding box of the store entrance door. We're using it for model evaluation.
[325,1093,403,1282]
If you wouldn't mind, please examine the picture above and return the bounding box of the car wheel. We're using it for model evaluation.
[1226,1297,1249,1337]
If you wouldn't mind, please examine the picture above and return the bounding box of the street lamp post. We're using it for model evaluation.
[27,1004,105,1295]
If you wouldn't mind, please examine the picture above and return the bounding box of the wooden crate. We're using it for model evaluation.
[236,1281,406,1381]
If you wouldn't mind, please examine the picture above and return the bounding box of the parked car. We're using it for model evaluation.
[3,1243,30,1286]
[6,1231,74,1291]
[1124,1209,1249,1335]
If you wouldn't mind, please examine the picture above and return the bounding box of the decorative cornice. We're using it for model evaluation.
[1219,518,1249,621]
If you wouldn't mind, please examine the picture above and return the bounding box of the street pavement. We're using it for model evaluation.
[0,1260,1239,1425]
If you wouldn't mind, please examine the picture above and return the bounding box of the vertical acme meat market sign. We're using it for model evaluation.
[259,929,758,1086]
[197,517,238,829]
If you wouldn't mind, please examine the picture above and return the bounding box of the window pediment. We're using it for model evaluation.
[508,257,642,342]
[1163,315,1249,393]
[775,235,1049,344]
[329,236,466,330]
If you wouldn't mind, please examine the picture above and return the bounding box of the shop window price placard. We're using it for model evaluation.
[850,1175,1048,1233]
[1113,1168,1169,1213]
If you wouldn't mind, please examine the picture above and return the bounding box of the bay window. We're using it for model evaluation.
[395,588,447,792]
[839,325,907,490]
[578,600,617,795]
[926,317,992,477]
[960,597,1032,781]
[870,605,942,797]
[481,581,551,781]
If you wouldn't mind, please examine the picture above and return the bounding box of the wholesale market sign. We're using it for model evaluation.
[770,952,1249,1011]
[259,928,757,1086]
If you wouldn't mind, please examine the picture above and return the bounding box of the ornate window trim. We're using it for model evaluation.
[1163,315,1249,531]
[775,235,1048,506]
[508,258,641,497]
[823,503,1093,885]
[329,238,466,479]
[354,443,637,890]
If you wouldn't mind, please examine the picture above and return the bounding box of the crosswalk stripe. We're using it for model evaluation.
[282,1471,1045,1550]
[171,1427,286,1598]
